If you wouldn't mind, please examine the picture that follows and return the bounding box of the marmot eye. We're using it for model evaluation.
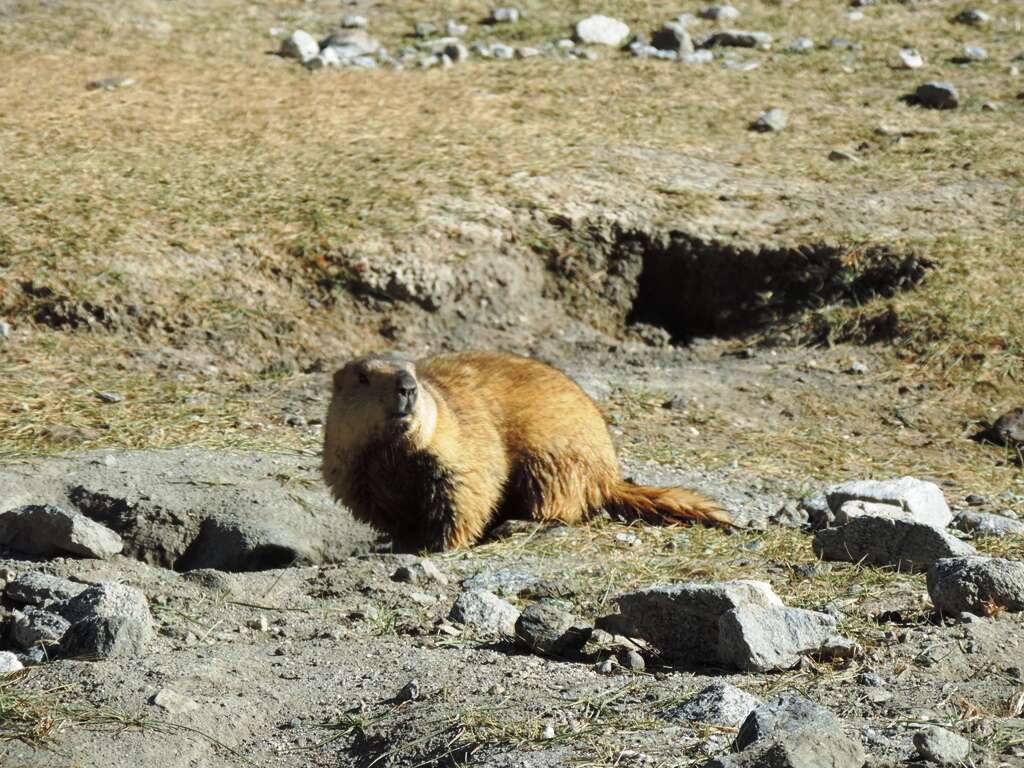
[358,372,370,385]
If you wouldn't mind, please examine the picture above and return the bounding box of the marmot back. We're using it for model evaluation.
[322,351,728,551]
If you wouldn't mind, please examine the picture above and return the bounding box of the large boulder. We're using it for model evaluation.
[0,505,122,559]
[0,449,378,571]
[927,556,1024,615]
[717,606,843,672]
[823,477,952,528]
[56,583,155,658]
[813,513,974,572]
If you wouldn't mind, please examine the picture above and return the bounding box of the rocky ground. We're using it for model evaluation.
[2,0,1024,765]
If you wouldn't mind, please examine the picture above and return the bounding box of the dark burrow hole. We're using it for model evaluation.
[619,231,931,340]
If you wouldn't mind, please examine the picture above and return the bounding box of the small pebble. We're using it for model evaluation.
[751,108,787,132]
[542,723,556,739]
[96,391,123,403]
[395,679,420,703]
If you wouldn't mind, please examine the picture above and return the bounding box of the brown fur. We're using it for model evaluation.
[322,352,729,551]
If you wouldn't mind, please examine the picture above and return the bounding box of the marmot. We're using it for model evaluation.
[322,352,729,551]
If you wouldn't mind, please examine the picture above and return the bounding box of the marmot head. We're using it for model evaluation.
[323,355,438,467]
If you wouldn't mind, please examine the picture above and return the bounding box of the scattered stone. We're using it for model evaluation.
[0,652,24,674]
[449,589,521,636]
[151,687,199,715]
[914,726,971,765]
[959,45,987,62]
[445,19,468,37]
[955,511,1024,536]
[574,15,630,47]
[515,46,541,59]
[515,600,591,657]
[85,76,136,91]
[663,394,688,411]
[391,565,419,584]
[857,671,886,687]
[413,21,437,38]
[491,44,515,60]
[418,559,449,585]
[927,556,1024,615]
[57,583,155,658]
[701,30,773,48]
[395,678,420,703]
[751,108,787,132]
[247,615,269,632]
[489,8,520,24]
[735,695,844,751]
[614,580,782,663]
[620,649,645,672]
[341,15,367,29]
[813,514,975,572]
[652,22,694,53]
[828,37,860,51]
[953,9,990,25]
[718,605,845,671]
[787,37,815,53]
[914,82,960,110]
[10,607,71,651]
[699,4,741,21]
[981,101,999,112]
[0,505,123,559]
[279,30,319,62]
[896,48,924,69]
[825,476,952,528]
[542,723,556,739]
[596,658,615,674]
[670,683,762,726]
[5,572,87,606]
[720,726,865,768]
[320,29,381,59]
[829,149,859,163]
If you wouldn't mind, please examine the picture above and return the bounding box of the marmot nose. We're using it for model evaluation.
[396,372,418,414]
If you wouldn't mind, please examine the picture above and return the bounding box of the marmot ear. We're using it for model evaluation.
[332,369,346,392]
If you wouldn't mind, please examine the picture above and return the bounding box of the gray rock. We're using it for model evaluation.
[614,580,782,663]
[279,30,319,62]
[306,48,341,70]
[681,50,715,64]
[320,29,381,59]
[834,500,905,524]
[413,21,437,38]
[914,82,960,110]
[0,449,378,571]
[751,108,787,132]
[151,687,199,715]
[714,727,865,768]
[449,589,521,636]
[652,22,694,53]
[445,19,468,37]
[787,37,815,53]
[914,726,971,764]
[0,504,123,559]
[515,600,591,657]
[0,652,24,674]
[57,583,155,658]
[574,15,630,47]
[825,476,952,528]
[96,391,122,404]
[395,678,419,702]
[515,46,541,59]
[0,320,10,338]
[10,607,71,651]
[735,695,843,751]
[813,514,975,572]
[489,8,520,24]
[85,76,137,92]
[5,571,87,606]
[927,556,1024,615]
[443,41,470,63]
[897,48,924,69]
[801,494,832,529]
[717,606,841,671]
[699,4,740,21]
[953,9,990,25]
[700,30,773,48]
[959,45,987,62]
[954,511,1024,536]
[491,43,515,60]
[620,649,645,672]
[670,683,762,726]
[828,149,859,163]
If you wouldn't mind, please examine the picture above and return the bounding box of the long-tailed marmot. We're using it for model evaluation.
[322,352,729,551]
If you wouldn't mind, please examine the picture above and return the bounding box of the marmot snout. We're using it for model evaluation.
[322,352,729,551]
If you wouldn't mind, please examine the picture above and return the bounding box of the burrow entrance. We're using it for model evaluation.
[546,224,932,341]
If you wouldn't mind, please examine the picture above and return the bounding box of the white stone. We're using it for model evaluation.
[574,15,631,47]
[897,48,924,69]
[826,476,951,528]
[279,30,319,63]
[0,652,24,674]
